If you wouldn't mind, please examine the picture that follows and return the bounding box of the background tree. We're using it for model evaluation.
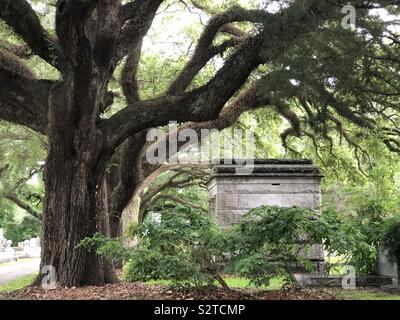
[137,165,209,223]
[0,123,45,244]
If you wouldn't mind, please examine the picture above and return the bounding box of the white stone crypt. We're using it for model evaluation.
[207,159,325,273]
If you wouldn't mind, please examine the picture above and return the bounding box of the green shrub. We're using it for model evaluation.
[127,206,228,288]
[81,205,336,289]
[321,206,380,275]
[226,206,329,287]
[81,206,228,289]
[380,216,400,263]
[0,211,41,246]
[82,204,388,289]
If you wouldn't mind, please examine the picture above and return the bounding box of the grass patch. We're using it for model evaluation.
[144,279,172,286]
[223,277,284,290]
[144,277,285,290]
[0,274,36,293]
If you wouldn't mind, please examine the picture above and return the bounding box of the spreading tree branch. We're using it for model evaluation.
[116,0,163,60]
[102,35,264,150]
[108,132,147,221]
[166,6,268,94]
[0,0,63,70]
[4,193,42,220]
[0,63,52,134]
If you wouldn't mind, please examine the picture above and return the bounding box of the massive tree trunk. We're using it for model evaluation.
[36,78,118,287]
[39,146,114,286]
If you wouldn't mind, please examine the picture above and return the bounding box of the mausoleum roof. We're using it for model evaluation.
[210,159,323,178]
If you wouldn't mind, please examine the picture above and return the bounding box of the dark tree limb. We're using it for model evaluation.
[166,6,267,94]
[108,132,148,236]
[116,0,163,60]
[0,40,32,59]
[121,39,143,104]
[167,35,245,95]
[54,0,122,78]
[0,66,52,134]
[140,75,272,179]
[0,0,64,70]
[4,193,42,220]
[102,35,264,150]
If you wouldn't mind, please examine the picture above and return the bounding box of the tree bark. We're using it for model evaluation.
[36,147,117,287]
[34,78,118,287]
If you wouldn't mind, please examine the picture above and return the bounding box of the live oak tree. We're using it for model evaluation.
[0,0,399,287]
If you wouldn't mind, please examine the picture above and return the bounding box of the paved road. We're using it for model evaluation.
[0,259,40,285]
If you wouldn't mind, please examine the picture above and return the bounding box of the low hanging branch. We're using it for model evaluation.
[1,164,44,221]
[0,67,52,134]
[0,0,64,70]
[4,193,42,221]
[0,40,32,58]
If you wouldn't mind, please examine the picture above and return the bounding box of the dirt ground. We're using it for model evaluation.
[2,282,337,300]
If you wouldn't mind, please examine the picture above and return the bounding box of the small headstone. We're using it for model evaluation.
[5,247,14,256]
[29,237,41,248]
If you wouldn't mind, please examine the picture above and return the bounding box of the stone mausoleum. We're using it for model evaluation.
[207,159,325,273]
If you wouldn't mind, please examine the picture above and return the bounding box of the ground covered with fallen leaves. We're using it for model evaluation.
[1,282,337,300]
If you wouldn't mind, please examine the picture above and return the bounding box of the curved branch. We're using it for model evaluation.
[4,193,42,220]
[102,35,264,150]
[166,6,267,94]
[141,75,272,178]
[116,0,163,60]
[167,36,245,95]
[0,0,63,70]
[0,67,52,134]
[121,39,143,104]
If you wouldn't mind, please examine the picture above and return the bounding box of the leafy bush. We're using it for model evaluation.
[124,206,228,288]
[78,233,131,264]
[226,206,329,287]
[81,206,229,289]
[81,205,336,289]
[319,206,379,275]
[81,203,395,289]
[380,216,400,263]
